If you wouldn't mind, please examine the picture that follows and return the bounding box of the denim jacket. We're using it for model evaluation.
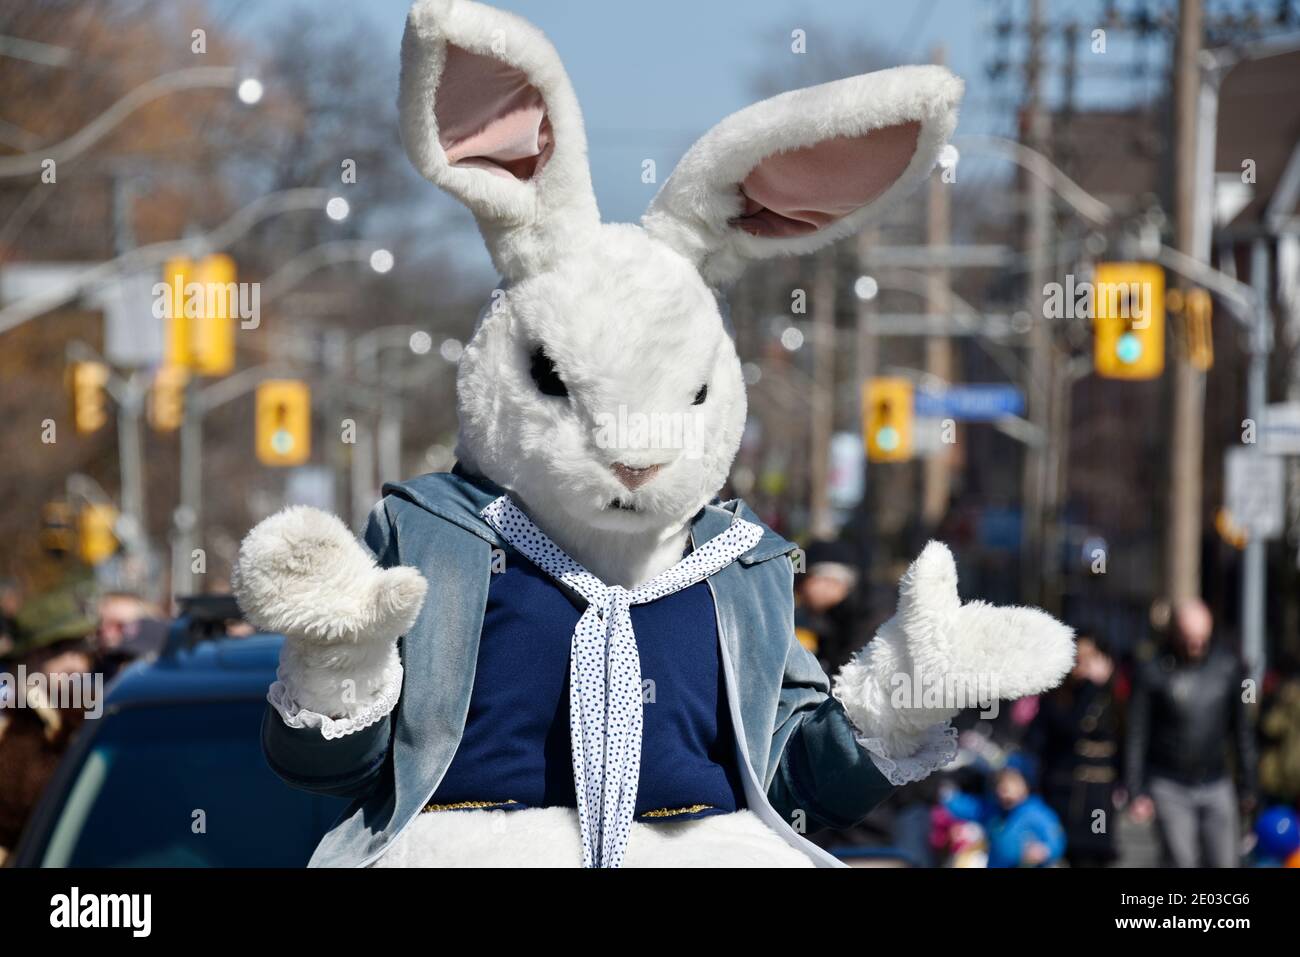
[261,470,895,867]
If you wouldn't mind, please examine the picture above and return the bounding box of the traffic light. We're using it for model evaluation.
[70,361,110,434]
[191,253,236,376]
[77,503,119,565]
[256,379,311,466]
[1093,262,1165,380]
[162,256,193,369]
[865,377,914,462]
[1184,287,1214,371]
[163,255,238,376]
[40,501,75,556]
[149,364,189,432]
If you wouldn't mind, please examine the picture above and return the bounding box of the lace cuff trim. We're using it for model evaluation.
[266,656,403,742]
[855,721,958,786]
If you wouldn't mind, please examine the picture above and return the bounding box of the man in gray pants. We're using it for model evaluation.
[1125,600,1256,867]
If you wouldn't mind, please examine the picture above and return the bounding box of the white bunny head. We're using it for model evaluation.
[399,0,962,570]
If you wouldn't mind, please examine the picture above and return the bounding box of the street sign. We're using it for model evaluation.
[1225,447,1285,539]
[914,384,1025,421]
[90,270,165,367]
[1260,402,1300,455]
[827,432,864,509]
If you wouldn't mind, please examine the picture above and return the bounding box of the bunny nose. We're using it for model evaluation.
[611,462,662,491]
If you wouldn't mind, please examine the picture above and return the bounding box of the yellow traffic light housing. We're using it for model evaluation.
[256,379,311,466]
[162,254,237,376]
[865,377,914,462]
[71,361,110,434]
[149,364,189,432]
[77,503,119,565]
[162,256,193,369]
[1093,262,1165,380]
[192,253,237,376]
[1184,287,1214,371]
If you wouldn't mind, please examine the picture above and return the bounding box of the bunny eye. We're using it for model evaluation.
[529,346,569,398]
[692,384,708,405]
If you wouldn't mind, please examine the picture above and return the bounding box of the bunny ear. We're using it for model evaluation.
[400,0,599,279]
[643,65,962,285]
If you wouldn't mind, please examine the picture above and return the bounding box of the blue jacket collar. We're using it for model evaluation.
[384,466,796,566]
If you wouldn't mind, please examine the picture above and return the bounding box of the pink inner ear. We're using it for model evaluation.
[435,44,552,181]
[730,121,922,238]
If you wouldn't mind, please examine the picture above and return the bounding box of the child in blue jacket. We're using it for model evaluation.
[945,758,1066,868]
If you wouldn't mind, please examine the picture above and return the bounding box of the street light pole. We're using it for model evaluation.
[353,325,419,526]
[0,188,339,336]
[170,363,299,601]
[809,252,837,539]
[923,45,954,533]
[0,66,256,179]
[115,370,147,556]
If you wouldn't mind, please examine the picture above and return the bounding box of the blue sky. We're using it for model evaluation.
[221,0,1159,270]
[233,0,999,224]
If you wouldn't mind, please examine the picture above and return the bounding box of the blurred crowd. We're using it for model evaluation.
[2,545,1299,867]
[796,542,1300,868]
[0,581,165,863]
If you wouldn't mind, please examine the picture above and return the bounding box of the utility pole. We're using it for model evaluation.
[852,228,880,594]
[1243,239,1271,683]
[856,230,880,414]
[172,374,202,600]
[1021,0,1054,605]
[110,172,148,572]
[922,45,954,532]
[809,249,837,539]
[1167,0,1205,606]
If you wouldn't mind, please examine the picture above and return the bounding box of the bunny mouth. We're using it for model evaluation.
[607,498,640,512]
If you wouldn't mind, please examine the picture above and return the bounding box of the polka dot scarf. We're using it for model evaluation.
[481,495,763,868]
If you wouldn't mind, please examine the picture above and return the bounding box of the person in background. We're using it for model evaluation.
[0,579,22,658]
[93,591,165,679]
[1125,598,1256,867]
[0,637,95,863]
[793,539,862,674]
[943,754,1067,868]
[1258,653,1300,805]
[1026,634,1122,867]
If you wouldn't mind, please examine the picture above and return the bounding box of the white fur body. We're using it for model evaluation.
[371,807,813,868]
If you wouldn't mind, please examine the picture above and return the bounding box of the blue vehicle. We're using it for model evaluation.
[11,598,345,867]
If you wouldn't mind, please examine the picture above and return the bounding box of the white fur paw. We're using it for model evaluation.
[949,601,1076,701]
[834,541,1075,752]
[894,540,1074,701]
[233,506,428,644]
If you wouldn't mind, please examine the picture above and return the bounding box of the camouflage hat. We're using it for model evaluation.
[10,578,96,656]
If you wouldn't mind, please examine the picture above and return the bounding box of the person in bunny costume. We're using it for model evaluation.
[233,0,1075,868]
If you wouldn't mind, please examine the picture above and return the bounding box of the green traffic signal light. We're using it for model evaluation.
[1116,331,1142,364]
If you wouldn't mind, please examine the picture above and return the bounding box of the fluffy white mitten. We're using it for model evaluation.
[233,506,427,738]
[834,541,1075,782]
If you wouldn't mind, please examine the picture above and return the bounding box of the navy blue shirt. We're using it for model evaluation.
[426,550,747,821]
